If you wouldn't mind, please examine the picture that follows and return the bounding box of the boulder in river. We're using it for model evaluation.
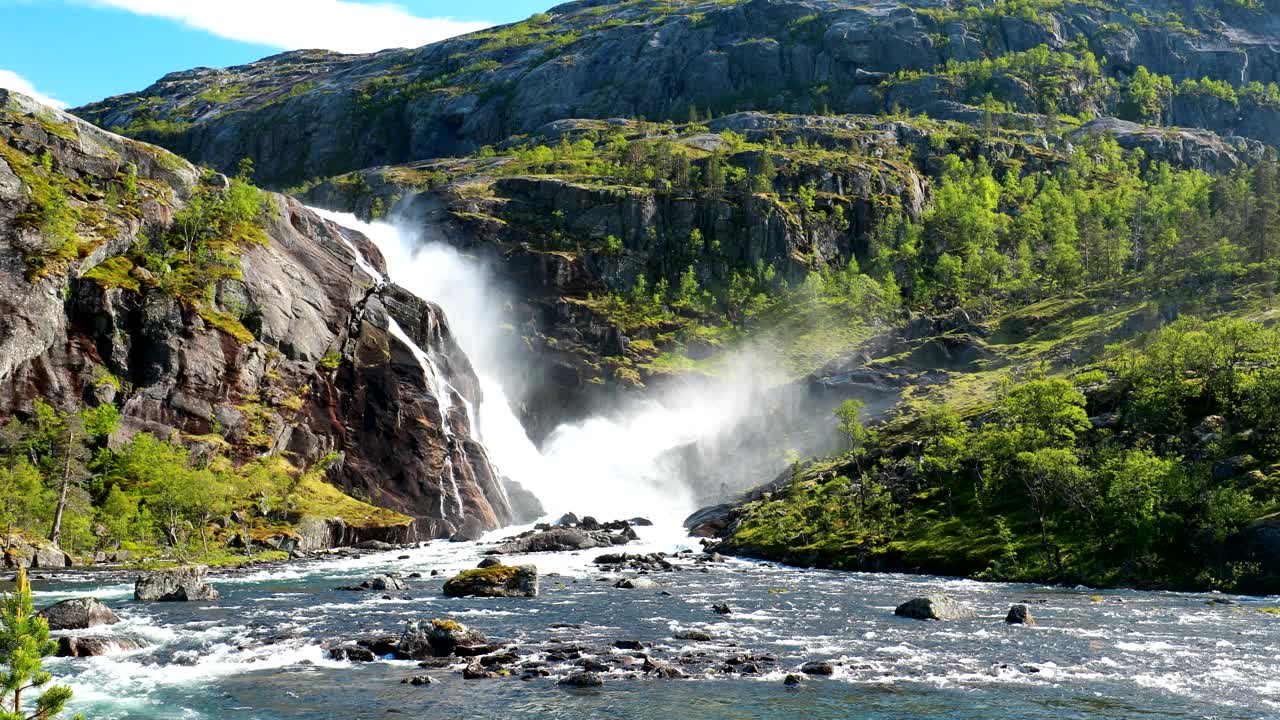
[369,575,407,591]
[894,594,977,621]
[801,661,835,675]
[56,636,146,657]
[134,566,220,602]
[477,557,504,569]
[1005,604,1035,625]
[614,577,655,589]
[559,672,604,688]
[443,565,538,598]
[493,527,624,554]
[329,645,376,662]
[38,598,120,630]
[711,603,733,615]
[2,534,72,569]
[399,619,490,658]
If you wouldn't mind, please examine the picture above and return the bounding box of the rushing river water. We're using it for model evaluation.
[32,524,1280,720]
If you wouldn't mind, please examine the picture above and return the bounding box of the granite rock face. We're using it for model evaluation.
[0,89,511,539]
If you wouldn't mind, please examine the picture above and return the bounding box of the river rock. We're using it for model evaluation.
[894,594,977,621]
[711,603,732,615]
[38,598,120,630]
[398,619,489,658]
[801,661,835,675]
[56,636,146,657]
[493,527,623,554]
[559,672,604,687]
[1005,604,1035,625]
[402,675,435,686]
[675,630,713,642]
[134,566,220,602]
[477,557,504,569]
[369,575,407,591]
[329,645,376,662]
[614,577,655,589]
[784,673,805,686]
[443,565,538,598]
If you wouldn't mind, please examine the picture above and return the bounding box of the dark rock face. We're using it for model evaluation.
[0,90,513,541]
[894,595,977,621]
[134,566,220,602]
[442,565,538,598]
[56,636,146,657]
[38,598,120,630]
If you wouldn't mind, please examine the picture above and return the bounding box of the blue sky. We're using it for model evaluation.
[0,0,553,109]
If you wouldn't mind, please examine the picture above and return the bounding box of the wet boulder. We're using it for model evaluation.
[443,565,538,598]
[1005,604,1035,625]
[56,636,146,657]
[801,661,835,675]
[894,594,976,621]
[134,566,220,602]
[710,603,732,615]
[329,645,376,662]
[493,527,619,554]
[559,672,604,687]
[614,577,655,589]
[38,598,120,630]
[399,619,489,658]
[369,575,407,591]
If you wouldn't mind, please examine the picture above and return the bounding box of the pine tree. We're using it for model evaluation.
[0,569,77,720]
[1249,151,1280,264]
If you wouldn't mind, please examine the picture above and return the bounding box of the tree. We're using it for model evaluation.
[0,569,77,720]
[702,151,725,197]
[0,463,48,548]
[753,152,777,193]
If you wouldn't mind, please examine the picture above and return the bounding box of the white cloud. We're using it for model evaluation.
[0,69,69,109]
[85,0,492,54]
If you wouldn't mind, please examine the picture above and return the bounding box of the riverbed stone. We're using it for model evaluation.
[894,594,977,621]
[38,597,120,630]
[559,672,604,687]
[56,636,146,657]
[1005,604,1035,625]
[443,565,538,598]
[134,566,220,602]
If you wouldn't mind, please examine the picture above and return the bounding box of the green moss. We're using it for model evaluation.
[83,256,141,292]
[196,305,255,344]
[449,565,521,584]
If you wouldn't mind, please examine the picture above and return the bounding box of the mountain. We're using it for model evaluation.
[0,89,513,550]
[73,0,1280,187]
[5,0,1280,590]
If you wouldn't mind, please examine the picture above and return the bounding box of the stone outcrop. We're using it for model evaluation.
[0,89,513,540]
[1,534,72,569]
[37,597,120,630]
[134,566,220,602]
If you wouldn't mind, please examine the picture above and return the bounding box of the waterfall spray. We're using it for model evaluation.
[311,208,763,526]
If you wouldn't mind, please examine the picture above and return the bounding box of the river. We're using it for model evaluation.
[36,527,1280,720]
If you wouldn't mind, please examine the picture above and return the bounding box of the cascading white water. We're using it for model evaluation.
[311,208,753,526]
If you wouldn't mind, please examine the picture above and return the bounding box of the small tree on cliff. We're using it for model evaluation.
[0,569,77,720]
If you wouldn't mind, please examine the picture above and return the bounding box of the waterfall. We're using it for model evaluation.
[312,208,750,526]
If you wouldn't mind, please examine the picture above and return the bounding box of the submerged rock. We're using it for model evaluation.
[134,566,220,602]
[56,636,146,657]
[443,565,538,598]
[402,675,435,686]
[800,661,835,675]
[38,598,120,630]
[894,594,976,621]
[711,603,733,615]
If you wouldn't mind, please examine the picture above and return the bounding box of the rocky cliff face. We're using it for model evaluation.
[73,0,1280,187]
[0,90,511,539]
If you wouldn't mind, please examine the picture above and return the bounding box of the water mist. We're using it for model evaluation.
[311,208,778,527]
